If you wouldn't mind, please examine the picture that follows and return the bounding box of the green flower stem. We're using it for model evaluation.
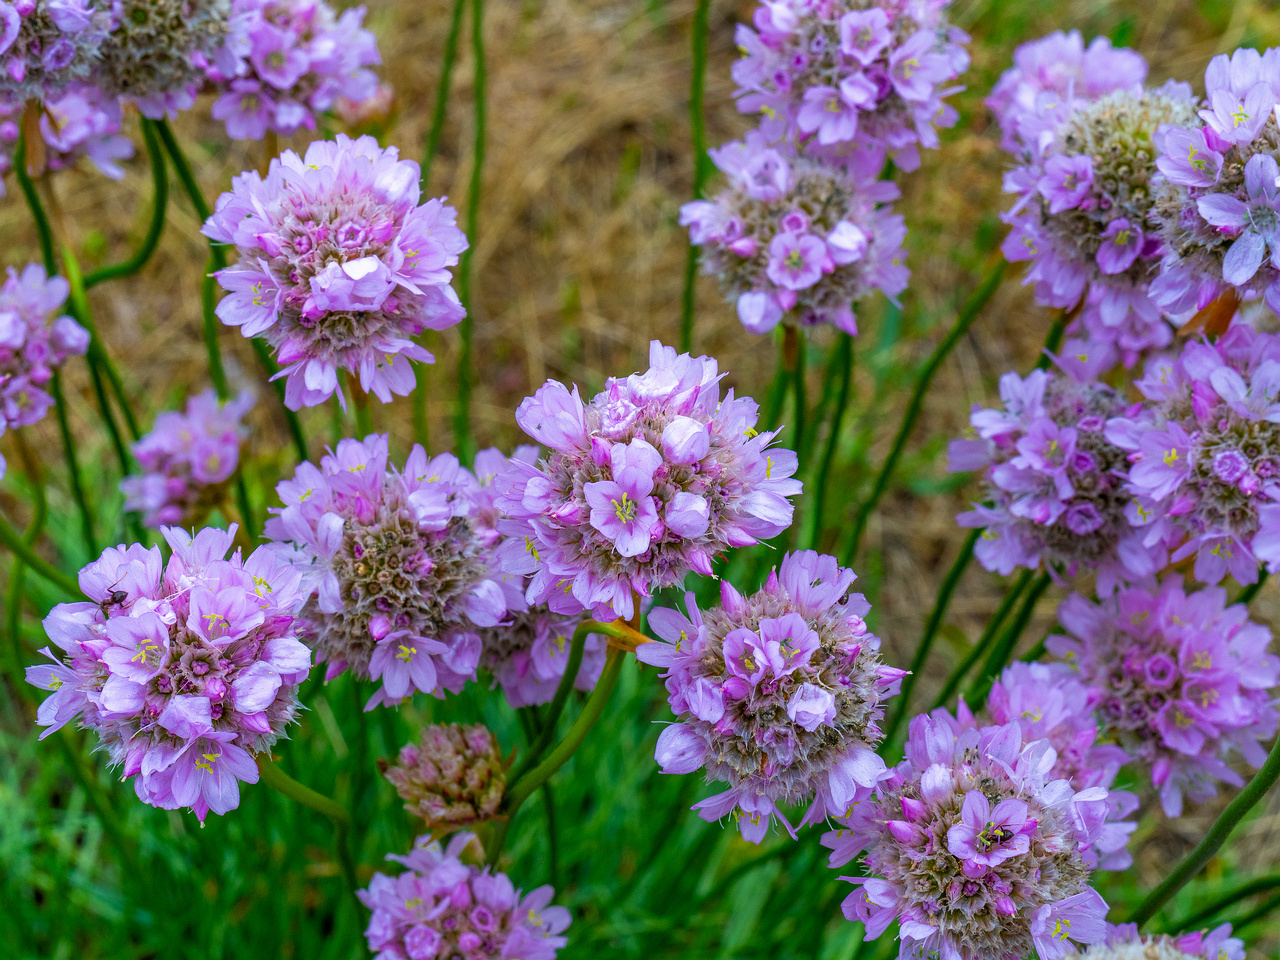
[201,256,231,398]
[6,434,48,686]
[1167,872,1280,933]
[420,0,466,191]
[965,570,1051,709]
[763,348,790,431]
[51,372,96,557]
[1035,309,1069,371]
[806,333,853,548]
[678,0,712,354]
[352,385,373,436]
[882,528,980,749]
[791,332,807,465]
[86,120,169,288]
[931,568,1031,711]
[256,756,359,903]
[1129,730,1280,927]
[0,509,81,598]
[843,261,1005,565]
[505,620,595,785]
[1236,571,1266,606]
[490,647,630,867]
[1229,889,1280,934]
[14,130,56,273]
[250,339,309,463]
[452,0,486,464]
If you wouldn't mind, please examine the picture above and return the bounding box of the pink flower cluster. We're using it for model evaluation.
[203,134,467,410]
[26,526,312,821]
[994,35,1193,365]
[0,84,132,189]
[210,0,381,139]
[680,132,908,335]
[265,435,507,710]
[1108,323,1280,585]
[0,262,89,436]
[640,551,903,842]
[360,832,571,960]
[1085,923,1245,960]
[825,713,1115,960]
[1148,48,1280,318]
[496,341,802,622]
[121,389,255,529]
[732,0,969,174]
[0,0,118,102]
[1049,576,1279,817]
[949,346,1167,591]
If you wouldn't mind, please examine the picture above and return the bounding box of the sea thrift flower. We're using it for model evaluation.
[379,723,505,829]
[731,0,970,172]
[360,832,571,960]
[0,0,117,102]
[964,662,1137,871]
[496,341,802,622]
[1109,323,1280,585]
[1048,576,1280,816]
[1062,924,1245,960]
[997,53,1197,365]
[120,389,254,529]
[637,551,904,842]
[93,0,231,117]
[0,84,133,187]
[824,714,1113,960]
[680,133,908,335]
[986,31,1147,152]
[948,345,1167,590]
[26,526,312,821]
[203,133,466,410]
[265,434,507,709]
[0,262,89,433]
[208,0,381,139]
[1149,48,1280,318]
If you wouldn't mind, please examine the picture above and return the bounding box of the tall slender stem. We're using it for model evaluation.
[250,339,308,463]
[1128,731,1280,927]
[791,331,807,465]
[0,511,80,597]
[14,130,56,272]
[421,0,466,192]
[763,349,790,432]
[256,757,359,903]
[51,372,96,557]
[86,119,168,288]
[1167,872,1280,933]
[965,570,1051,708]
[352,384,373,436]
[505,621,595,785]
[453,0,486,463]
[931,569,1031,710]
[678,0,712,353]
[883,528,980,749]
[6,434,48,685]
[807,334,853,548]
[843,262,1005,565]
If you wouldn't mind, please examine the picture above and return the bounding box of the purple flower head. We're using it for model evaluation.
[0,262,87,432]
[683,132,908,336]
[121,389,255,529]
[92,0,231,118]
[208,0,383,138]
[1111,324,1280,584]
[731,0,969,170]
[496,342,802,622]
[26,526,312,821]
[1075,923,1246,960]
[0,83,133,184]
[264,434,510,709]
[203,134,467,410]
[0,0,116,102]
[1195,153,1280,286]
[951,355,1165,592]
[824,713,1113,960]
[1048,576,1280,817]
[360,833,571,960]
[998,55,1195,367]
[638,551,901,842]
[380,723,505,829]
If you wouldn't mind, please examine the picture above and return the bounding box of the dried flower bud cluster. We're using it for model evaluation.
[380,723,505,829]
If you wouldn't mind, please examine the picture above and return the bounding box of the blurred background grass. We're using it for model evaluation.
[4,0,1280,956]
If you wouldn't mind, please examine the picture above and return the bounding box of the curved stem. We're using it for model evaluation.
[843,261,1005,565]
[490,649,629,867]
[965,571,1051,709]
[1129,730,1280,927]
[14,130,57,273]
[256,756,359,902]
[1236,571,1266,606]
[51,372,96,557]
[85,119,168,288]
[155,119,213,221]
[931,569,1031,711]
[883,528,980,748]
[452,0,486,464]
[0,510,80,597]
[807,334,853,548]
[678,0,712,353]
[1229,889,1280,934]
[1167,872,1280,933]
